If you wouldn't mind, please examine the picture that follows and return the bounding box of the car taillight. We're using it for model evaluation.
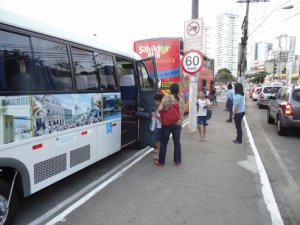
[282,102,293,116]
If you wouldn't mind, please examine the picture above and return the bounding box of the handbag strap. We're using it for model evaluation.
[164,95,177,110]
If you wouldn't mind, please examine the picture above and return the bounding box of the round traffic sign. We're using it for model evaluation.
[187,21,200,36]
[181,50,204,75]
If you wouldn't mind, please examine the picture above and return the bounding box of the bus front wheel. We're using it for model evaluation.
[0,179,18,225]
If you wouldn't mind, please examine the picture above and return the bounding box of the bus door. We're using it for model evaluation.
[135,57,158,147]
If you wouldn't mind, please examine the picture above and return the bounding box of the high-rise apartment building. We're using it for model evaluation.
[215,13,239,76]
[250,42,273,72]
[274,34,296,62]
[201,24,211,57]
[255,42,273,61]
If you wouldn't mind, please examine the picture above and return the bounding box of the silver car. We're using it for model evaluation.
[267,85,300,135]
[257,85,282,108]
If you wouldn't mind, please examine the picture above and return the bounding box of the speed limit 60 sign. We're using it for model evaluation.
[181,50,204,75]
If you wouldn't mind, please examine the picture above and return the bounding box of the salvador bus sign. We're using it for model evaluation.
[181,50,204,75]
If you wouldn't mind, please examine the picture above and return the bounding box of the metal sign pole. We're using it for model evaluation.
[188,74,198,132]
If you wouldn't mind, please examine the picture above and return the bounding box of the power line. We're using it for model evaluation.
[248,0,292,37]
[280,10,300,22]
[262,3,266,17]
[254,2,259,22]
[247,6,300,37]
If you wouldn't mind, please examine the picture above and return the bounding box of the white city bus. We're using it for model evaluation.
[0,9,158,225]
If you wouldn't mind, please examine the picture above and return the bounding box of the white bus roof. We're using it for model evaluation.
[0,8,136,59]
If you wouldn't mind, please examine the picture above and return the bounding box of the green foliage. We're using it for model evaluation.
[215,68,237,83]
[251,71,268,83]
[218,68,231,74]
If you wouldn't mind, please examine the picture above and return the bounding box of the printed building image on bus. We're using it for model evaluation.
[0,93,122,145]
[133,37,214,112]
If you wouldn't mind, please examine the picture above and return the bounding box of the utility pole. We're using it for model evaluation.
[192,0,198,19]
[188,0,199,133]
[237,0,269,86]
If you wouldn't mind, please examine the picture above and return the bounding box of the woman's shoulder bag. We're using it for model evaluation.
[159,96,180,126]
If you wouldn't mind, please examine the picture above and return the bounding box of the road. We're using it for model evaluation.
[12,93,300,225]
[245,96,300,225]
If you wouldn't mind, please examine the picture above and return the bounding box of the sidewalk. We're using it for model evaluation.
[56,101,273,225]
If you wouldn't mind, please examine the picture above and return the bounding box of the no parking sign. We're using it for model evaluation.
[181,50,204,75]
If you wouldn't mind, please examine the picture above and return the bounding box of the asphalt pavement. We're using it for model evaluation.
[53,99,274,225]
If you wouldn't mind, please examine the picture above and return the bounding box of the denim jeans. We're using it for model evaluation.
[227,99,233,120]
[159,124,182,164]
[234,112,245,143]
[212,95,217,106]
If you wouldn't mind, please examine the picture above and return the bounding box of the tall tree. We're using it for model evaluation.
[215,68,236,83]
[251,71,268,83]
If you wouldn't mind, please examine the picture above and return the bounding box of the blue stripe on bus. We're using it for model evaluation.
[149,68,180,79]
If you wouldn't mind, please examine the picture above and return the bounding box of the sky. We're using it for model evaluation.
[0,0,299,58]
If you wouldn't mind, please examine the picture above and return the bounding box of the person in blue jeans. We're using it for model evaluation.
[226,83,234,122]
[154,83,184,167]
[232,83,245,144]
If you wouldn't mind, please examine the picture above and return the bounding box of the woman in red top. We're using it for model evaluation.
[154,83,184,167]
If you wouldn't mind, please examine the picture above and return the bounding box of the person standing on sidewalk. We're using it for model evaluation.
[210,85,217,106]
[154,83,184,167]
[196,91,212,141]
[232,83,245,144]
[226,83,234,122]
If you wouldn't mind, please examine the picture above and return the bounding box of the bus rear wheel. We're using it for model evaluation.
[0,179,18,225]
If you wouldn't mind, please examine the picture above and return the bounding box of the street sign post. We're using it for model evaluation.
[182,50,204,132]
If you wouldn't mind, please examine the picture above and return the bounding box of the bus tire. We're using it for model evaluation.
[0,179,19,225]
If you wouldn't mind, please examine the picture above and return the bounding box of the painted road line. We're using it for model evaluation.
[244,116,284,225]
[263,132,298,190]
[28,146,153,225]
[45,146,154,225]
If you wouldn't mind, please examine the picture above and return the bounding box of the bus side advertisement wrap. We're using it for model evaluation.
[134,38,181,88]
[134,38,190,112]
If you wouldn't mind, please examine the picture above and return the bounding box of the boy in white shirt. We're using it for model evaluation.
[196,91,212,141]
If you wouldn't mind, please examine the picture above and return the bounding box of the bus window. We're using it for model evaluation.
[94,53,117,91]
[0,30,34,92]
[31,37,73,91]
[71,47,98,91]
[137,61,156,92]
[116,58,136,101]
